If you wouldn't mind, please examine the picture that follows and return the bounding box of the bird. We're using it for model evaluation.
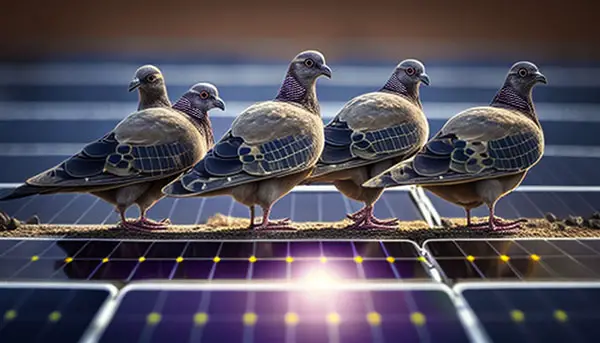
[128,64,172,110]
[0,80,225,232]
[163,50,332,231]
[363,61,547,231]
[305,59,430,229]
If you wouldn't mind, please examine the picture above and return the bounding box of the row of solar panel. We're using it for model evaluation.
[1,281,599,343]
[2,190,599,226]
[1,238,600,282]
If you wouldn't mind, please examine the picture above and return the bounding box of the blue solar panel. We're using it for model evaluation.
[423,239,600,281]
[0,282,116,343]
[96,283,472,343]
[455,282,600,343]
[0,239,433,282]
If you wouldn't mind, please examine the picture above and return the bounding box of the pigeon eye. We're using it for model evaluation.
[406,67,415,76]
[147,75,157,82]
[304,59,314,68]
[199,91,210,99]
[518,68,528,77]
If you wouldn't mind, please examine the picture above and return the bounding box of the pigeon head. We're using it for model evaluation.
[395,59,430,86]
[289,50,332,83]
[505,61,547,91]
[382,59,429,104]
[491,61,547,118]
[128,65,165,92]
[173,82,225,120]
[275,50,331,113]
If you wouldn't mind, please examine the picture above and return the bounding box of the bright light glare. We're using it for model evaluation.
[301,268,339,288]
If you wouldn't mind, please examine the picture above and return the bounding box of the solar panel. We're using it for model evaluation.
[95,283,473,343]
[0,238,433,282]
[423,238,600,281]
[0,281,116,343]
[455,281,600,343]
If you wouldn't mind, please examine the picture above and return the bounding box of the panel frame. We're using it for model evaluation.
[92,281,480,343]
[0,281,118,343]
[453,281,600,343]
[421,237,600,282]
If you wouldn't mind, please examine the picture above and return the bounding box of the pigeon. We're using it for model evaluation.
[0,82,225,232]
[128,65,172,110]
[163,50,332,231]
[364,61,547,231]
[305,59,430,229]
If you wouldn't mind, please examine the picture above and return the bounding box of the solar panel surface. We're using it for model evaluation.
[0,239,433,282]
[455,282,600,343]
[96,283,472,343]
[0,282,116,343]
[423,239,600,281]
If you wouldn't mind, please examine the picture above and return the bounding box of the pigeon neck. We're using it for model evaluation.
[138,88,171,110]
[381,75,422,108]
[275,71,320,114]
[172,96,215,147]
[491,83,540,127]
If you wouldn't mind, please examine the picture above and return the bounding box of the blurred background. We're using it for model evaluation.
[0,0,599,225]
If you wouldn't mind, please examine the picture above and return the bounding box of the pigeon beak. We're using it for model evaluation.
[214,97,226,111]
[128,78,141,92]
[320,64,332,78]
[534,72,547,84]
[419,73,431,86]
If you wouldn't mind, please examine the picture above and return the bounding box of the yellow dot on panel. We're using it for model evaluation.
[102,257,109,263]
[554,310,568,322]
[176,256,184,263]
[530,254,541,261]
[510,310,525,322]
[193,312,208,325]
[48,311,61,322]
[326,312,341,325]
[4,310,17,321]
[285,312,299,326]
[417,256,427,263]
[466,255,475,262]
[286,256,294,263]
[146,312,162,325]
[249,256,257,263]
[213,256,221,263]
[64,257,73,263]
[410,312,426,326]
[31,255,39,262]
[138,257,146,262]
[320,256,327,263]
[386,256,395,263]
[243,312,257,326]
[354,256,364,264]
[500,255,510,262]
[366,311,381,326]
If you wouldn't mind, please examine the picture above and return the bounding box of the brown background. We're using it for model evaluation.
[1,0,598,61]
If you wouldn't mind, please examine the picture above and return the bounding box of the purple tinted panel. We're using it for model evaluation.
[254,242,288,258]
[361,260,396,279]
[382,242,420,258]
[251,261,288,279]
[130,261,176,280]
[289,242,323,257]
[183,242,221,258]
[75,241,120,259]
[110,241,152,259]
[43,240,88,258]
[212,261,249,279]
[392,260,430,279]
[172,261,214,280]
[53,260,101,280]
[321,242,354,258]
[145,242,187,258]
[218,242,255,258]
[90,261,137,280]
[353,242,387,258]
[12,259,66,279]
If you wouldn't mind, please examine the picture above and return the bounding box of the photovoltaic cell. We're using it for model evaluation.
[96,283,473,343]
[0,282,116,343]
[423,238,600,281]
[0,238,432,282]
[456,282,600,343]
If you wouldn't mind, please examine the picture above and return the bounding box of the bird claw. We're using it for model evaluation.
[467,218,523,231]
[346,208,398,230]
